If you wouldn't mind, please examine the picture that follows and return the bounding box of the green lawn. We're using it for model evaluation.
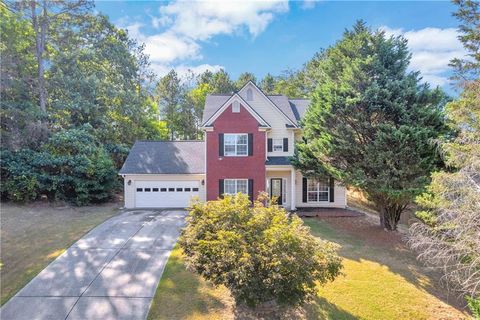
[148,215,469,320]
[0,201,119,305]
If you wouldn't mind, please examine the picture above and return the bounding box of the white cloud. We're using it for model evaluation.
[300,0,318,10]
[119,1,288,78]
[149,62,224,81]
[381,26,466,87]
[159,0,289,40]
[124,24,201,63]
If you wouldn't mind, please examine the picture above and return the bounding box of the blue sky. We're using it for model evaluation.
[95,1,463,91]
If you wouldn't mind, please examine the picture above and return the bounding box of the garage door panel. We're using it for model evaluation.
[135,181,199,208]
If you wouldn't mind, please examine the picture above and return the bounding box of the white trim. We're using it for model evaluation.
[272,138,283,152]
[237,81,298,127]
[306,178,330,202]
[290,169,296,210]
[202,93,270,127]
[224,178,248,195]
[266,165,293,170]
[224,133,248,157]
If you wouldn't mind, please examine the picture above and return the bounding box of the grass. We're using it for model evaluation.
[0,201,119,305]
[148,216,469,320]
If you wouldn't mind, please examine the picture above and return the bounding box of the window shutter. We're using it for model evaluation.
[267,138,273,152]
[248,133,253,156]
[329,177,335,202]
[219,133,224,156]
[219,179,224,198]
[248,179,254,202]
[283,138,288,152]
[302,177,307,203]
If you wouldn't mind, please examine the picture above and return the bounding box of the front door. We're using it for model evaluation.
[270,178,282,205]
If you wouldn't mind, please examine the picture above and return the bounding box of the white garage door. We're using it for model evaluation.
[135,180,200,208]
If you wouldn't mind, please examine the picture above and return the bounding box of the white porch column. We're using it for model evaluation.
[290,168,296,210]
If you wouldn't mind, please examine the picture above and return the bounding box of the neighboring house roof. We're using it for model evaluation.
[119,141,205,174]
[265,156,292,166]
[202,93,310,126]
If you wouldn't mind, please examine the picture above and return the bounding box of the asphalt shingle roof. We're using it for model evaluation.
[119,141,205,174]
[202,95,230,124]
[202,94,309,126]
[265,156,292,166]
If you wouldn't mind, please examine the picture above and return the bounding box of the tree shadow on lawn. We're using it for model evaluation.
[303,296,358,320]
[148,245,233,320]
[303,217,467,315]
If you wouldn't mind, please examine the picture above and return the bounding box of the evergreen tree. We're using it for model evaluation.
[207,69,236,94]
[235,72,257,89]
[449,0,479,83]
[259,73,276,94]
[292,21,448,231]
[155,70,183,140]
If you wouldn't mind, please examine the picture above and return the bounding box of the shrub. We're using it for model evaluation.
[179,193,342,311]
[466,296,480,319]
[1,128,118,205]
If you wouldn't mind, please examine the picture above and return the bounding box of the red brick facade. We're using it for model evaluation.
[206,103,266,201]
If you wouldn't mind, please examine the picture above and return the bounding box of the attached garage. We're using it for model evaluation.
[119,141,205,209]
[134,180,200,208]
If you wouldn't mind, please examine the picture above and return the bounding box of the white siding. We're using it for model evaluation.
[294,171,347,208]
[122,174,206,209]
[238,83,296,157]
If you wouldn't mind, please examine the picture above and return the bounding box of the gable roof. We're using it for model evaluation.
[119,141,205,174]
[202,93,270,127]
[202,92,309,126]
[238,81,298,127]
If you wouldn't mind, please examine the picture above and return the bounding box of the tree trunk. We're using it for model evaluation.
[379,205,398,231]
[31,0,47,113]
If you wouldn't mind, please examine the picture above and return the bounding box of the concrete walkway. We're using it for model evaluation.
[1,209,187,320]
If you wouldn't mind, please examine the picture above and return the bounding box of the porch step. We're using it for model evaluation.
[296,208,364,218]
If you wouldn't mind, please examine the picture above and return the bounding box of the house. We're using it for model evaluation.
[119,81,347,210]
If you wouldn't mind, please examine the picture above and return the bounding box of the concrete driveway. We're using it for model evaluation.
[1,209,187,320]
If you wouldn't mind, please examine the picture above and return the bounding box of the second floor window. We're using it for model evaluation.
[273,139,283,152]
[224,134,248,156]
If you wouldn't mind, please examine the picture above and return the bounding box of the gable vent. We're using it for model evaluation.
[246,88,253,101]
[232,101,240,113]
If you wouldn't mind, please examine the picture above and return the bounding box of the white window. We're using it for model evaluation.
[282,178,287,204]
[307,178,329,202]
[273,139,283,152]
[232,101,240,113]
[224,179,248,195]
[246,88,253,101]
[224,134,248,156]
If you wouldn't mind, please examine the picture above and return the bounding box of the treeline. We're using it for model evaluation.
[0,1,304,204]
[153,67,313,140]
[1,1,164,204]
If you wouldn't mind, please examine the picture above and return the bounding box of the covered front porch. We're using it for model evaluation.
[265,165,296,210]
